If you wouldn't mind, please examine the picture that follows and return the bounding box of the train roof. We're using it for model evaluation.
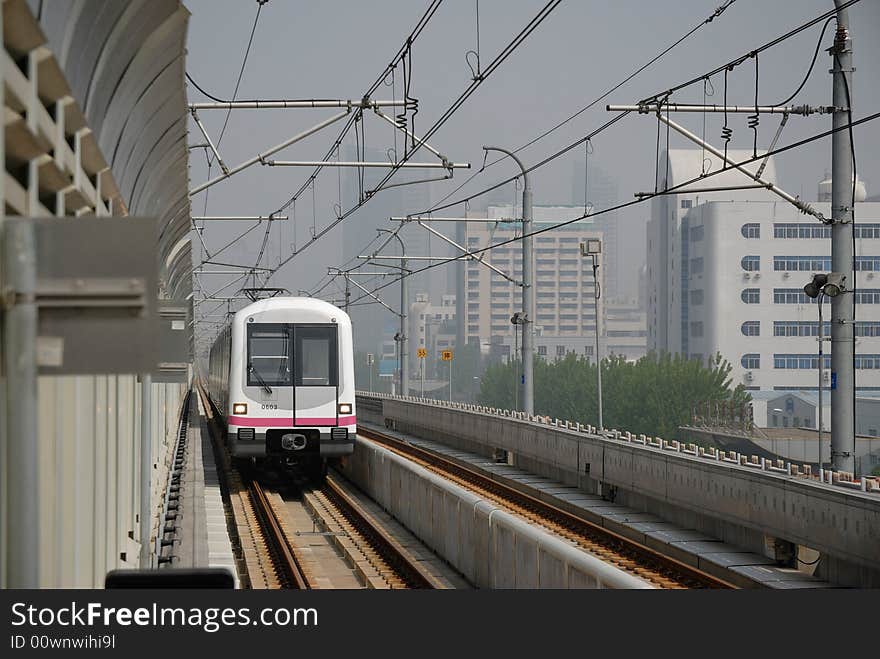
[232,296,350,323]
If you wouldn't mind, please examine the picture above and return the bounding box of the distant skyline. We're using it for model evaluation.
[185,0,880,328]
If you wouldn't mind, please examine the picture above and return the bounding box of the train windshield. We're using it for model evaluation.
[294,325,338,387]
[247,324,291,387]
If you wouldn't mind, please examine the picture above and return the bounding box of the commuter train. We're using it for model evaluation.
[207,297,356,475]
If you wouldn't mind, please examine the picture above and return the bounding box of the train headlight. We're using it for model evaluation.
[338,403,352,415]
[232,403,248,415]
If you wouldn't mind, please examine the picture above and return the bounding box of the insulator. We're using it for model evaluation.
[720,125,733,143]
[747,112,759,130]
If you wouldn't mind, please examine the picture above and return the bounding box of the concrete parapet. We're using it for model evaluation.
[340,436,652,589]
[355,392,880,586]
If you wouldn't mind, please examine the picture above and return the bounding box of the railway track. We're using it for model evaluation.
[194,383,447,589]
[359,426,735,589]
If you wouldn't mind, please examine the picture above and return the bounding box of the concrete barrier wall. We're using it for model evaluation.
[358,394,880,585]
[341,436,652,589]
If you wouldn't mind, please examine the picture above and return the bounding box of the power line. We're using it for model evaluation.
[347,110,880,306]
[426,0,741,213]
[405,0,864,220]
[639,0,861,104]
[264,0,563,285]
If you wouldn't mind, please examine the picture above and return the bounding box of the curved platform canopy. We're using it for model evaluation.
[29,0,193,305]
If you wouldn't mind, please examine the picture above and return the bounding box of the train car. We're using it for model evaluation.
[207,297,356,474]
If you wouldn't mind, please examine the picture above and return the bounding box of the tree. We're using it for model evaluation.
[478,351,749,440]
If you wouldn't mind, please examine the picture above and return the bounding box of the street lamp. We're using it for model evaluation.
[581,239,604,431]
[803,272,845,479]
[484,146,534,416]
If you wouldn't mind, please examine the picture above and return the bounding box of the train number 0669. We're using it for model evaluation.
[261,403,278,410]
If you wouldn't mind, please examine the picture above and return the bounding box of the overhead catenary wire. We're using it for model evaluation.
[425,0,741,214]
[262,0,563,287]
[639,0,861,104]
[410,0,863,220]
[346,111,880,307]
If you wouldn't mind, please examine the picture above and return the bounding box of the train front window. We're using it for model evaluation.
[247,324,291,387]
[294,325,338,387]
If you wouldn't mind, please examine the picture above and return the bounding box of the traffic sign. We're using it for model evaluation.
[417,348,427,359]
[441,350,453,361]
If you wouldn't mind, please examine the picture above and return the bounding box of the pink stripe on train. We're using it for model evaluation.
[228,414,356,427]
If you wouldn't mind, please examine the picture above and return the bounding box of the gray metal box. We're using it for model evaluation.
[11,217,159,375]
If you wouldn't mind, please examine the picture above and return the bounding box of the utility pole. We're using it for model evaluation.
[344,276,350,314]
[831,0,855,474]
[378,229,408,397]
[484,146,534,415]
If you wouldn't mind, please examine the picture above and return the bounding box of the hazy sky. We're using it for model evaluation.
[185,0,880,339]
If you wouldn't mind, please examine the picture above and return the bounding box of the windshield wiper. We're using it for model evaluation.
[248,363,273,395]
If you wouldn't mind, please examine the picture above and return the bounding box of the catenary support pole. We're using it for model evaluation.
[484,146,533,415]
[831,0,855,474]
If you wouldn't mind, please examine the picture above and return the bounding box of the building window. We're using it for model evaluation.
[741,255,760,271]
[855,354,880,369]
[681,199,693,209]
[773,288,823,304]
[741,321,760,336]
[467,325,478,333]
[741,223,760,239]
[538,345,547,356]
[774,223,832,239]
[741,353,760,369]
[774,320,828,337]
[467,292,479,300]
[690,321,703,337]
[690,290,704,306]
[556,345,566,357]
[741,288,760,304]
[856,257,880,271]
[773,354,832,369]
[855,289,880,304]
[584,345,593,356]
[690,257,704,274]
[773,256,831,271]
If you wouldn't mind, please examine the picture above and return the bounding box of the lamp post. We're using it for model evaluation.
[582,239,604,431]
[484,146,533,416]
[804,272,845,479]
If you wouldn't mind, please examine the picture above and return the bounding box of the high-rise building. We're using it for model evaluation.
[647,149,880,393]
[458,205,606,360]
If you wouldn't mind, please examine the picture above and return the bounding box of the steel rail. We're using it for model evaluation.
[324,474,445,589]
[247,480,310,589]
[359,427,734,589]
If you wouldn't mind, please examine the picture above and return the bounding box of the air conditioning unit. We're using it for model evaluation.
[744,371,754,382]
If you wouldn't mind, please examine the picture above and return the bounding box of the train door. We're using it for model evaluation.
[246,323,293,420]
[292,324,338,426]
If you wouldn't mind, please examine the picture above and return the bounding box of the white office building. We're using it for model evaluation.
[647,149,880,393]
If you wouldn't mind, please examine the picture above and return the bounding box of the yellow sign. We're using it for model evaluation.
[441,350,453,361]
[417,348,427,359]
